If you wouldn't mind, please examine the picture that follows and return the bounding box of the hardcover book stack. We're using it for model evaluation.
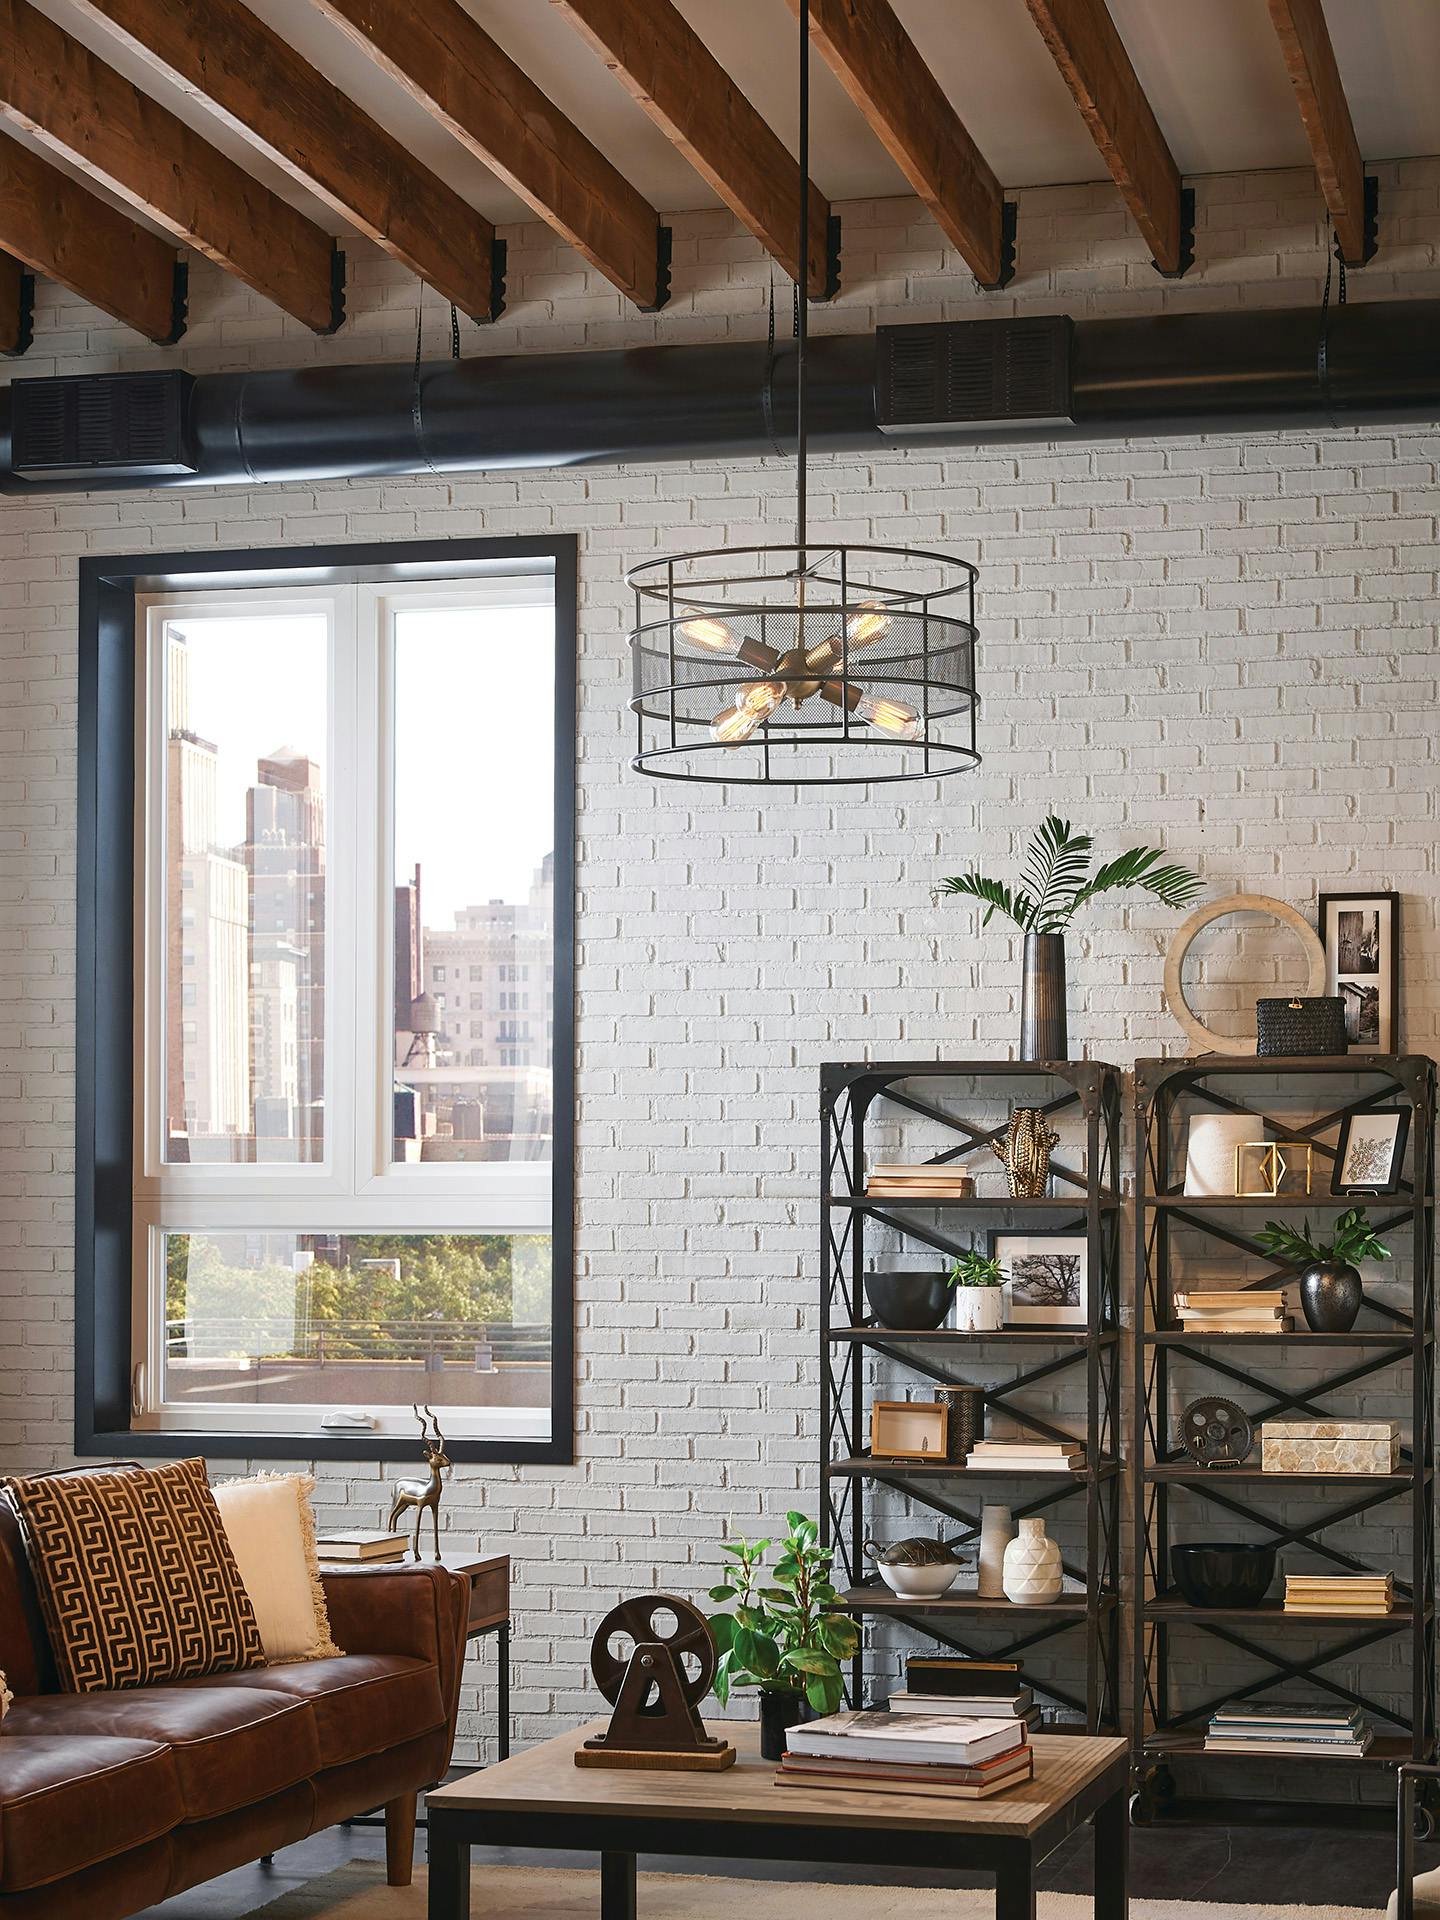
[775,1708,1033,1799]
[1173,1289,1291,1334]
[864,1164,973,1200]
[1283,1572,1393,1617]
[891,1657,1038,1728]
[1203,1700,1373,1757]
[314,1529,409,1564]
[966,1437,1084,1474]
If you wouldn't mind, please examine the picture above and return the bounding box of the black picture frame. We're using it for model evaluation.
[1331,1106,1411,1197]
[1318,890,1400,1053]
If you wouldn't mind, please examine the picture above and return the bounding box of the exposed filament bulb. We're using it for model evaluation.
[855,692,920,740]
[845,600,892,649]
[735,679,785,718]
[677,608,738,655]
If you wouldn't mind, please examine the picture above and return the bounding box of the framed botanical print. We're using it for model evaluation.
[989,1231,1088,1328]
[1319,891,1399,1052]
[1332,1106,1410,1196]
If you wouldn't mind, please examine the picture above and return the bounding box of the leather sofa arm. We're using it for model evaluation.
[323,1563,469,1733]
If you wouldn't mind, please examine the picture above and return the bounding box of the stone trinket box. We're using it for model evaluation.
[1261,1419,1400,1474]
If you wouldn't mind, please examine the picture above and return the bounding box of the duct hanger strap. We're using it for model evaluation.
[1316,214,1348,431]
[410,293,464,474]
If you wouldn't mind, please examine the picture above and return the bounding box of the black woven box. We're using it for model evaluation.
[1255,996,1348,1056]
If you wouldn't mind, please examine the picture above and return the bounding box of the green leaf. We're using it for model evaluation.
[1066,845,1204,921]
[707,1613,736,1652]
[711,1650,732,1706]
[1020,816,1094,934]
[779,1648,840,1679]
[734,1606,766,1632]
[707,1584,737,1603]
[817,1616,860,1658]
[805,1671,846,1714]
[935,872,1027,933]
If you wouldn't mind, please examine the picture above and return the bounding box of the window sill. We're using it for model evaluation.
[78,1426,573,1466]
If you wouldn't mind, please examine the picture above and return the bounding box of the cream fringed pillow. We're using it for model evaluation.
[0,1671,10,1717]
[213,1473,341,1666]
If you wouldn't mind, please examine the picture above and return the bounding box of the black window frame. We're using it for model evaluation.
[76,534,577,1464]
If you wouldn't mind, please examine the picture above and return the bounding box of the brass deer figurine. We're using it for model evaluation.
[388,1405,451,1560]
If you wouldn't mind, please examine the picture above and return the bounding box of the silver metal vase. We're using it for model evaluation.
[1020,932,1068,1062]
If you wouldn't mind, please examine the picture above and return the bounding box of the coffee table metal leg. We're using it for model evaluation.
[1093,1781,1129,1920]
[426,1813,470,1920]
[601,1850,637,1920]
[497,1622,510,1762]
[995,1842,1035,1920]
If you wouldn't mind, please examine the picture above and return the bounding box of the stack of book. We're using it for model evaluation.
[890,1656,1037,1726]
[315,1529,409,1564]
[1173,1289,1291,1334]
[864,1164,973,1200]
[967,1438,1084,1473]
[775,1709,1033,1799]
[1284,1573,1393,1617]
[1203,1700,1373,1757]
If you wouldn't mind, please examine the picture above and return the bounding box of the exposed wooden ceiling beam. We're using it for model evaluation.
[1268,0,1375,266]
[1023,0,1191,277]
[0,128,184,340]
[553,0,837,299]
[0,248,32,355]
[0,0,341,333]
[788,0,1012,289]
[313,0,668,310]
[69,0,502,320]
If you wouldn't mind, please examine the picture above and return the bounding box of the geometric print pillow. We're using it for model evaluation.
[4,1458,264,1693]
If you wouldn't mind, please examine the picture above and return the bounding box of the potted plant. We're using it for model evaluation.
[936,817,1203,1061]
[707,1513,859,1762]
[947,1249,1007,1332]
[1256,1207,1391,1332]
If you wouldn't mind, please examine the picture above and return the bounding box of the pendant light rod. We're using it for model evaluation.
[795,0,809,557]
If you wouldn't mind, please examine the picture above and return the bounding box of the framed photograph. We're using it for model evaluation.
[870,1400,948,1461]
[1331,1106,1410,1196]
[1319,891,1400,1052]
[989,1232,1088,1327]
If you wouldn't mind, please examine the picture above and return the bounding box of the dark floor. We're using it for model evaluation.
[139,1817,1431,1916]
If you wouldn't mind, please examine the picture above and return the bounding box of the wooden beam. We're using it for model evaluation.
[70,0,501,319]
[553,0,836,298]
[312,0,667,310]
[0,247,32,355]
[0,0,341,332]
[788,0,1012,289]
[1023,0,1191,276]
[0,129,184,340]
[1268,0,1374,266]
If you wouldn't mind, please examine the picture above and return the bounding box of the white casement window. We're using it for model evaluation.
[129,572,562,1445]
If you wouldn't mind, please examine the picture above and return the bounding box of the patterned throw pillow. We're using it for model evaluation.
[4,1458,264,1693]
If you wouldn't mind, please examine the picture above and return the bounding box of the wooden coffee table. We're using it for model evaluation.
[426,1722,1129,1920]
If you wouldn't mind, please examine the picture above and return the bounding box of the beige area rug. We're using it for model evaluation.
[253,1860,1382,1920]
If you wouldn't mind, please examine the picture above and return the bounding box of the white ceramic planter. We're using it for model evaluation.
[1002,1516,1063,1605]
[953,1286,1005,1333]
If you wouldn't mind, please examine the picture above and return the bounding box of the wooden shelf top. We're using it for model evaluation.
[1146,1329,1420,1348]
[832,1193,1121,1211]
[835,1585,1110,1617]
[1144,1194,1429,1211]
[832,1455,1118,1482]
[1143,1729,1413,1767]
[1143,1596,1418,1625]
[1146,1465,1422,1487]
[831,1325,1113,1346]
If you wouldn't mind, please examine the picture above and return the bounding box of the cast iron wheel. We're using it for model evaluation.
[589,1594,717,1712]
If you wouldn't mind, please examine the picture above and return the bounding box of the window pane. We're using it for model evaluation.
[162,1230,551,1428]
[392,600,554,1164]
[160,614,328,1163]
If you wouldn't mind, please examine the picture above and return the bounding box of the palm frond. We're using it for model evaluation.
[1067,846,1204,917]
[936,873,1025,931]
[1020,816,1093,933]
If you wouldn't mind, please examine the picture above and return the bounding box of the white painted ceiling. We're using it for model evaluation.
[19,0,1440,243]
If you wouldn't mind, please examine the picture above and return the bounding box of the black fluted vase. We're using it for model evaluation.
[1300,1260,1363,1333]
[1020,933,1068,1062]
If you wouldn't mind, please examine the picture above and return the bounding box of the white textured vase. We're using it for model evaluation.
[953,1286,1005,1333]
[1002,1516,1063,1605]
[977,1503,1013,1599]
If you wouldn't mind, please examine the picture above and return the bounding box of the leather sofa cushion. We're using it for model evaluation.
[4,1684,320,1821]
[0,1733,182,1891]
[188,1654,445,1767]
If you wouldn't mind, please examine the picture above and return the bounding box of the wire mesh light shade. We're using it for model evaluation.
[627,543,980,785]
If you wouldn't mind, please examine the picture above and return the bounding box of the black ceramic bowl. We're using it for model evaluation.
[863,1271,951,1331]
[1170,1542,1277,1609]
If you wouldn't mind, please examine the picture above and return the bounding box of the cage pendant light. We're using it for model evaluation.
[626,1,981,787]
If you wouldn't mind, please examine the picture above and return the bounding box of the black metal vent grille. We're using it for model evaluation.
[11,371,197,479]
[876,317,1073,433]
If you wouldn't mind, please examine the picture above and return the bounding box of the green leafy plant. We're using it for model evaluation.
[947,1250,1006,1289]
[1256,1207,1393,1270]
[936,816,1203,935]
[706,1512,859,1713]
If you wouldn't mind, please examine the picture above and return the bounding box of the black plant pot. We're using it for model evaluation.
[1170,1542,1277,1609]
[863,1271,951,1331]
[758,1689,816,1763]
[1020,932,1068,1063]
[1300,1260,1363,1333]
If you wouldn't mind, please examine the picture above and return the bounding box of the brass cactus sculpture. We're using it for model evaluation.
[994,1108,1061,1199]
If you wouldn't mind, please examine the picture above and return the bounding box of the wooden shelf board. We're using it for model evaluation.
[833,1194,1121,1211]
[835,1586,1109,1616]
[1144,1194,1429,1211]
[1144,1730,1414,1766]
[1145,1466,1421,1486]
[831,1326,1112,1346]
[1146,1330,1418,1347]
[832,1455,1118,1482]
[1143,1596,1418,1625]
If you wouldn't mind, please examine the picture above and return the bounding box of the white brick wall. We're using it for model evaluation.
[2,161,1438,1789]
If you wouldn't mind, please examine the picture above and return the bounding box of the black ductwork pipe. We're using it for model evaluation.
[3,297,1438,493]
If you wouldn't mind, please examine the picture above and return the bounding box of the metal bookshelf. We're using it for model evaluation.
[1131,1053,1437,1830]
[820,1059,1124,1733]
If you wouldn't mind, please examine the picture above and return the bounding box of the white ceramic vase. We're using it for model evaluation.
[953,1286,1005,1333]
[1002,1516,1063,1605]
[977,1503,1013,1599]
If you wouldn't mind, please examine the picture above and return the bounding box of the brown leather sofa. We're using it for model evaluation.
[0,1497,470,1919]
